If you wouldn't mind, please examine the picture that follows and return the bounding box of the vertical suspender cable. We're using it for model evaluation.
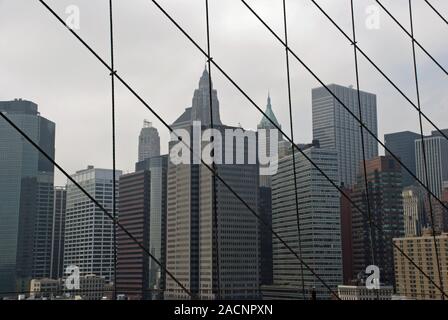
[282,0,306,300]
[408,0,444,300]
[205,0,221,300]
[108,0,118,301]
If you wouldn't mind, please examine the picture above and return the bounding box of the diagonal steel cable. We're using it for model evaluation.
[0,110,194,298]
[35,0,341,299]
[282,0,306,299]
[424,0,448,25]
[408,0,444,300]
[308,0,448,143]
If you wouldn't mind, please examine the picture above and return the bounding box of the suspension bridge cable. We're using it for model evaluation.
[307,0,448,143]
[204,0,221,300]
[36,0,447,299]
[146,0,447,298]
[282,0,306,300]
[350,1,378,298]
[35,0,341,299]
[375,0,447,75]
[108,0,118,301]
[240,0,448,217]
[424,0,448,25]
[0,110,194,298]
[408,0,444,300]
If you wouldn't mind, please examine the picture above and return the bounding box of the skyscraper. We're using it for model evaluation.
[394,230,448,300]
[164,69,260,300]
[351,156,404,286]
[50,186,67,279]
[415,129,448,198]
[136,155,168,299]
[64,166,122,283]
[257,93,282,187]
[402,185,426,237]
[384,131,421,188]
[138,120,160,162]
[116,170,151,300]
[312,84,378,187]
[269,144,342,299]
[0,99,55,295]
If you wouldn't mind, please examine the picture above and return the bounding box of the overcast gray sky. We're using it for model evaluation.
[1,0,447,185]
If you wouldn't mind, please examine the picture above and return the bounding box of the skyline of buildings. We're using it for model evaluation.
[1,72,448,300]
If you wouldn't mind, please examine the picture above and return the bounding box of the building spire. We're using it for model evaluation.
[258,92,281,130]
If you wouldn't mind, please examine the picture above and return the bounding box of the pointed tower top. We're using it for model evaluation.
[199,66,211,89]
[258,93,281,130]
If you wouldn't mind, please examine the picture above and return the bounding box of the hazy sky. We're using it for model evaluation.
[1,0,447,185]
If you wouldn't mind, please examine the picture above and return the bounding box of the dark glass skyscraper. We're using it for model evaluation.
[384,131,420,188]
[351,156,404,286]
[0,99,55,295]
[50,186,67,279]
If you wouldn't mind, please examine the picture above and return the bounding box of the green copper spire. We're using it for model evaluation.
[258,92,281,130]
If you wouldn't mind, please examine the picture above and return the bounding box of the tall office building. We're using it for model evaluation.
[394,231,448,300]
[268,144,342,299]
[164,69,260,300]
[415,129,448,198]
[385,131,421,188]
[312,84,378,187]
[50,187,67,279]
[402,185,426,237]
[139,155,169,300]
[257,93,282,187]
[116,170,151,300]
[64,166,122,283]
[259,186,273,286]
[340,187,354,285]
[138,120,160,162]
[351,156,404,286]
[0,99,55,295]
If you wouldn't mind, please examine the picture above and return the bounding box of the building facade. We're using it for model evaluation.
[64,166,121,283]
[351,156,404,286]
[384,131,421,188]
[138,120,160,162]
[270,145,342,299]
[312,84,378,187]
[116,170,151,300]
[394,232,448,300]
[415,130,448,198]
[402,185,426,237]
[164,69,260,300]
[0,99,55,295]
[50,187,67,279]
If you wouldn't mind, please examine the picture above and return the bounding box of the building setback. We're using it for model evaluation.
[351,156,404,286]
[394,231,448,300]
[312,84,378,187]
[270,145,342,299]
[64,166,121,283]
[0,99,55,295]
